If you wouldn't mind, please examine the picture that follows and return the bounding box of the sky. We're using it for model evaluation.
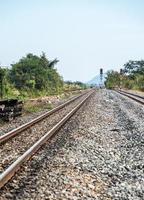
[0,0,144,82]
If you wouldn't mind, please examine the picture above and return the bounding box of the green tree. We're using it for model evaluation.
[123,60,144,91]
[124,60,144,76]
[0,67,6,98]
[105,70,121,89]
[9,53,63,95]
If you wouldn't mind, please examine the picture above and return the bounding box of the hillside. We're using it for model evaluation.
[87,74,106,86]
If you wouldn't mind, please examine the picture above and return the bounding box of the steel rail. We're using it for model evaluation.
[119,90,144,100]
[115,90,144,105]
[0,91,94,189]
[0,91,88,144]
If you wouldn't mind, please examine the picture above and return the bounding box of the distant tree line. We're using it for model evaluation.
[64,81,87,91]
[105,60,144,91]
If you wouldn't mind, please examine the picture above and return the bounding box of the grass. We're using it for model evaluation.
[24,102,53,114]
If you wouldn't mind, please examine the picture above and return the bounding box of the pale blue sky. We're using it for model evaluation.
[0,0,144,82]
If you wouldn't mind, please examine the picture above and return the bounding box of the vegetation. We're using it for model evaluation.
[105,60,144,91]
[64,81,87,91]
[105,71,121,89]
[24,101,53,114]
[0,53,86,100]
[9,53,64,96]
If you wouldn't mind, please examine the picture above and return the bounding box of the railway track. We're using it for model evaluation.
[0,90,94,189]
[115,90,144,105]
[0,91,88,144]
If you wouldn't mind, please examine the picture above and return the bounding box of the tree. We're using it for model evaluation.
[105,70,121,89]
[9,53,63,95]
[123,60,144,91]
[124,60,144,76]
[0,67,5,98]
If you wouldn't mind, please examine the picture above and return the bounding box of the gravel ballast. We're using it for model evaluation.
[0,89,144,200]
